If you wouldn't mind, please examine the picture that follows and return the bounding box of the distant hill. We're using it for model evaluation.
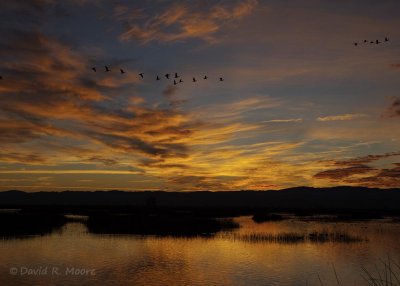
[1,186,400,211]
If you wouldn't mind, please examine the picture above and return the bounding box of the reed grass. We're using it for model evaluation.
[218,230,364,244]
[361,255,400,286]
[307,256,400,286]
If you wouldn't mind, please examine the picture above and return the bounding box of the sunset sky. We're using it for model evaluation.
[0,0,399,191]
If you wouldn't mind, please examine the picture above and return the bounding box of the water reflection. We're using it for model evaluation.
[0,217,400,285]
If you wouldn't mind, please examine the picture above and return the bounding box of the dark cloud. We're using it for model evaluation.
[343,164,400,188]
[384,97,400,118]
[314,164,375,180]
[0,118,68,144]
[146,126,192,137]
[162,85,186,108]
[162,85,178,99]
[0,1,93,37]
[314,152,400,188]
[379,165,400,178]
[334,151,400,166]
[0,151,47,164]
[87,156,118,166]
[88,131,168,157]
[168,175,228,190]
[139,158,189,169]
[0,1,50,27]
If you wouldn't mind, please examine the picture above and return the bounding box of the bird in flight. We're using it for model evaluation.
[139,73,144,79]
[220,77,224,81]
[165,73,170,79]
[92,67,96,72]
[355,37,391,46]
[156,75,160,80]
[204,76,208,80]
[193,77,196,82]
[175,72,179,78]
[120,69,125,74]
[105,66,111,72]
[174,80,177,85]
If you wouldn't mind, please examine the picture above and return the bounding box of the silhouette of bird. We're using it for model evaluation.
[385,37,389,42]
[156,75,160,80]
[193,77,196,82]
[120,69,125,74]
[364,40,368,43]
[220,77,224,81]
[165,73,170,79]
[173,80,177,85]
[179,79,183,83]
[370,41,374,44]
[174,72,179,78]
[92,67,96,72]
[376,40,381,44]
[204,76,208,79]
[139,73,144,79]
[0,76,2,80]
[354,42,358,46]
[105,66,111,72]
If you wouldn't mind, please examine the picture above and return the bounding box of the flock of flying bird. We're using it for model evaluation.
[354,37,389,46]
[0,37,393,81]
[91,66,224,85]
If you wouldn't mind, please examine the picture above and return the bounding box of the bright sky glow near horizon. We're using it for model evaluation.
[0,0,399,191]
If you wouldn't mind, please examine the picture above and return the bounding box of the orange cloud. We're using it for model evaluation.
[0,25,205,165]
[0,30,209,186]
[117,1,258,43]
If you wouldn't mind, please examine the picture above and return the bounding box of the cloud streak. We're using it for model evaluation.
[117,0,258,43]
[317,114,367,122]
[264,118,303,123]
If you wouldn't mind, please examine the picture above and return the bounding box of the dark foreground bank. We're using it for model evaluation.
[1,186,400,212]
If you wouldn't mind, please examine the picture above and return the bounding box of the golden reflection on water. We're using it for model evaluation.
[1,217,400,286]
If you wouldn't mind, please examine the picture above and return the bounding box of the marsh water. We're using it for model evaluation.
[1,216,400,286]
